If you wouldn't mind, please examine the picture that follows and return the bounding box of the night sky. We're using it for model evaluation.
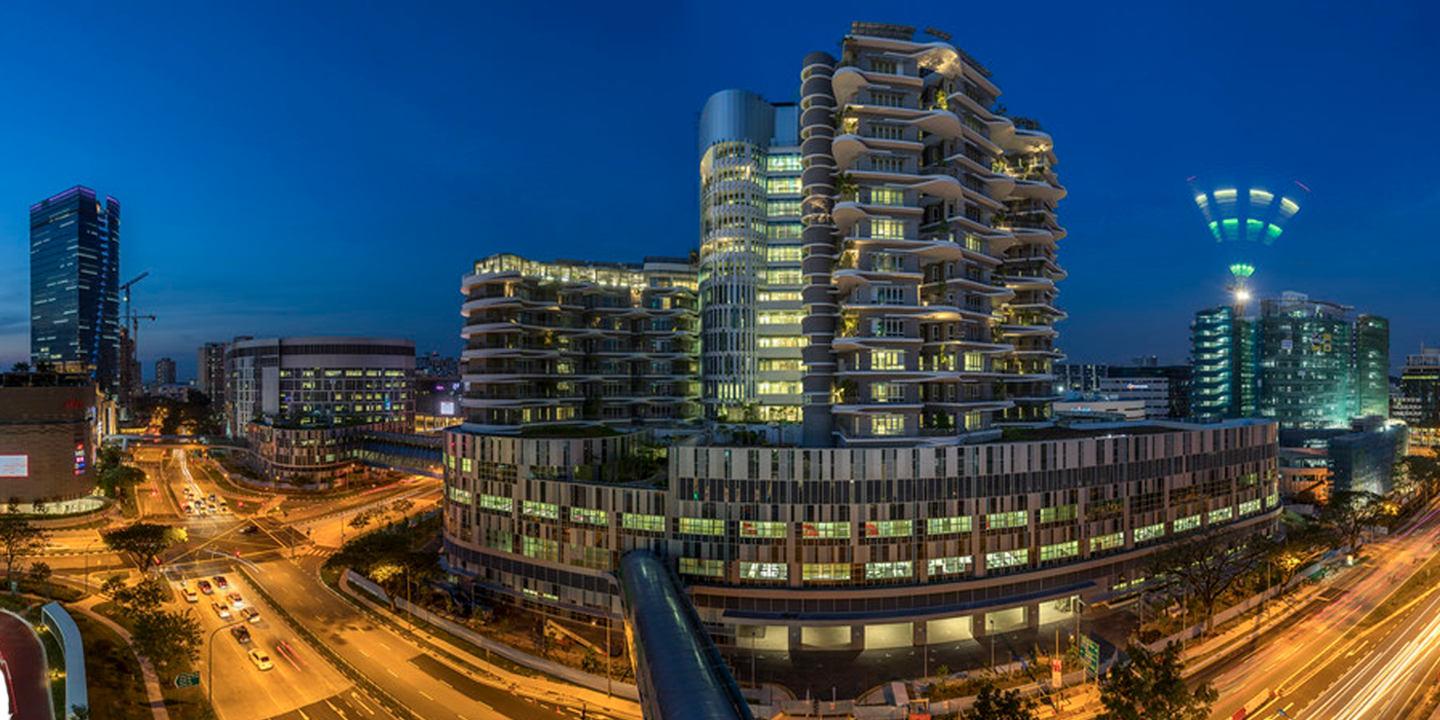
[1,1,1436,380]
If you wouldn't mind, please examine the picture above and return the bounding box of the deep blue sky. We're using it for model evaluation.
[2,1,1437,379]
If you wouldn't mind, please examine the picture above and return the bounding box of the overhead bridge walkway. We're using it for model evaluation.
[619,550,753,720]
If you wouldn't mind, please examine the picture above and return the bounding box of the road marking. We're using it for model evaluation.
[326,699,348,719]
[386,668,398,678]
[299,711,310,720]
[419,691,435,701]
[356,647,370,657]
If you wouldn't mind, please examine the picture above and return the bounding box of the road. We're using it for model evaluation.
[1195,502,1440,719]
[0,612,49,720]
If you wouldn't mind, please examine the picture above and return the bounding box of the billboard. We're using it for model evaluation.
[0,455,28,478]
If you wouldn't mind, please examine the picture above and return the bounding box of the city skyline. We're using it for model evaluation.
[1,1,1438,379]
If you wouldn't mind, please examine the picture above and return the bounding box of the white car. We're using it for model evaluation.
[211,602,231,619]
[248,648,273,671]
[180,585,198,603]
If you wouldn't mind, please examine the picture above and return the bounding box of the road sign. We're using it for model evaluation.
[174,671,200,688]
[1051,657,1063,688]
[1079,635,1100,675]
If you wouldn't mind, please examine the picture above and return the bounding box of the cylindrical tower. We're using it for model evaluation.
[799,53,838,447]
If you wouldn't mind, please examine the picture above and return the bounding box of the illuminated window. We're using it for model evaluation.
[871,349,904,370]
[802,521,850,539]
[1208,507,1234,524]
[766,154,802,172]
[739,562,787,581]
[757,381,800,395]
[963,352,985,372]
[1089,532,1124,553]
[678,517,725,536]
[766,246,802,263]
[679,558,725,577]
[766,177,801,194]
[986,510,1029,530]
[926,516,972,535]
[757,336,803,349]
[521,536,558,561]
[1266,492,1280,508]
[1037,505,1078,524]
[1173,514,1201,533]
[985,549,1029,570]
[767,224,802,240]
[870,188,904,205]
[522,501,557,520]
[871,218,905,239]
[875,286,905,305]
[870,383,905,403]
[1134,522,1166,543]
[740,521,786,538]
[569,507,608,526]
[479,494,513,513]
[460,458,473,473]
[1239,499,1261,516]
[622,513,666,532]
[803,563,851,582]
[865,561,912,580]
[758,291,801,303]
[1040,541,1079,562]
[768,200,802,217]
[927,556,972,576]
[759,311,803,324]
[871,414,905,436]
[447,486,472,505]
[864,519,913,538]
[759,359,802,372]
[766,269,801,285]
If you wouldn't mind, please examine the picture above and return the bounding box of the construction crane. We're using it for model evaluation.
[118,271,149,326]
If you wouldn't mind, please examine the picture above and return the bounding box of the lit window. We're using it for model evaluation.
[679,558,725,577]
[758,291,801,303]
[757,336,803,348]
[1134,522,1166,543]
[870,383,905,403]
[986,510,1029,530]
[1208,507,1234,524]
[985,549,1029,570]
[739,521,787,538]
[927,556,972,576]
[766,246,802,263]
[766,154,802,172]
[871,218,905,239]
[1037,505,1078,524]
[739,562,787,581]
[766,269,802,286]
[871,414,905,436]
[479,494,513,513]
[863,519,913,538]
[757,381,801,395]
[870,188,904,205]
[1089,532,1124,552]
[803,563,851,582]
[678,517,725,536]
[447,486,472,505]
[758,311,803,324]
[963,352,985,372]
[767,200,802,217]
[871,349,904,370]
[1239,499,1261,516]
[521,536,558,561]
[765,178,802,194]
[522,501,557,520]
[1040,541,1079,562]
[1173,514,1201,533]
[926,516,972,535]
[569,508,609,526]
[767,224,802,240]
[865,561,912,580]
[801,521,850,539]
[622,513,666,532]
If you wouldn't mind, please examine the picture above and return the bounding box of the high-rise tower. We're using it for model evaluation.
[697,91,804,423]
[29,186,121,393]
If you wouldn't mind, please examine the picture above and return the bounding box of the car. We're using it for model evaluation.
[209,493,217,502]
[241,607,261,623]
[240,524,259,535]
[213,576,229,589]
[227,592,244,607]
[181,504,191,514]
[181,586,198,603]
[211,602,231,619]
[248,648,273,671]
[230,625,251,644]
[197,580,213,594]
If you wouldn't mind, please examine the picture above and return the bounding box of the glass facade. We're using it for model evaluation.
[29,186,120,392]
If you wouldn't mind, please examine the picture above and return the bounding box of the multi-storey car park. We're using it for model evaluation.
[441,22,1282,694]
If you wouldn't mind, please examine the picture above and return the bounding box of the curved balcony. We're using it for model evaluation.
[832,268,924,293]
[1007,179,1067,202]
[832,134,925,171]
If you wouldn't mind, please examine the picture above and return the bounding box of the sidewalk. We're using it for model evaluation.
[331,569,642,719]
[70,595,169,720]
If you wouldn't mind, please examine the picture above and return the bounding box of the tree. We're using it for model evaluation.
[0,514,49,583]
[27,562,52,597]
[391,498,414,519]
[1322,490,1381,553]
[1099,643,1217,720]
[131,609,202,672]
[349,511,374,531]
[1146,529,1257,634]
[962,680,1038,720]
[10,362,30,373]
[103,577,167,619]
[101,523,178,569]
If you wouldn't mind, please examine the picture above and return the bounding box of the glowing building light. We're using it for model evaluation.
[1279,196,1300,217]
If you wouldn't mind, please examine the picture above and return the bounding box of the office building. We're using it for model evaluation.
[1280,417,1408,498]
[442,23,1281,688]
[29,186,121,393]
[154,357,176,386]
[1054,363,1105,394]
[1190,293,1386,429]
[1097,376,1170,419]
[197,341,229,401]
[225,337,415,481]
[0,372,103,503]
[698,91,805,423]
[1395,345,1440,447]
[459,254,699,431]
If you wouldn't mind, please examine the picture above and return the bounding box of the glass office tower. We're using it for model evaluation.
[29,186,121,393]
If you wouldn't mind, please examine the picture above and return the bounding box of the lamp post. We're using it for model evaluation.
[989,618,995,674]
[206,620,243,705]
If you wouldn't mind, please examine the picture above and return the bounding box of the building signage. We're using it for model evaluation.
[440,401,457,416]
[74,444,87,475]
[0,455,27,478]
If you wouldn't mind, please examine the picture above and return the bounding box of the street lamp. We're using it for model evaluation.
[989,618,996,674]
[206,619,244,706]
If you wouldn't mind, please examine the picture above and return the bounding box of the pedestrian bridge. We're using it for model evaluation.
[619,550,752,720]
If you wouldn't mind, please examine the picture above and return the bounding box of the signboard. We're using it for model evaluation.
[439,401,457,416]
[0,455,28,478]
[1080,635,1101,676]
[1052,657,1063,688]
[174,671,200,688]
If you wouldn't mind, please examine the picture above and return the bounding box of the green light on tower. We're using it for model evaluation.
[1229,263,1255,279]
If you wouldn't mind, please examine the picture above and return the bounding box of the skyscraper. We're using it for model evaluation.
[197,341,229,400]
[1354,314,1389,418]
[698,91,804,422]
[29,186,121,392]
[1396,344,1440,447]
[154,357,176,385]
